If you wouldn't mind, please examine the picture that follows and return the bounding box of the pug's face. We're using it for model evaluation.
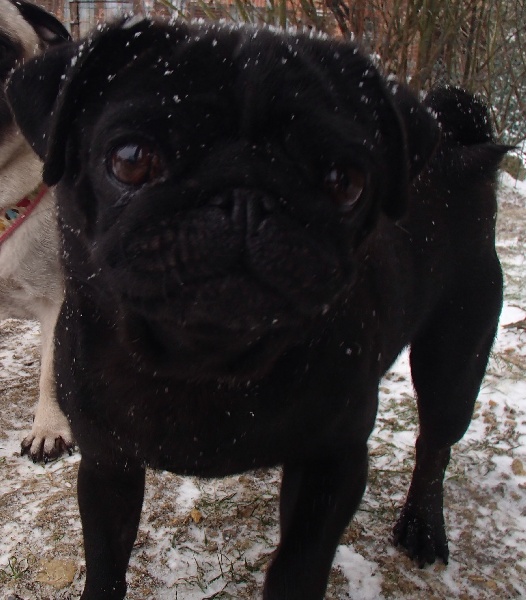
[7,20,437,379]
[0,2,34,131]
[0,0,69,140]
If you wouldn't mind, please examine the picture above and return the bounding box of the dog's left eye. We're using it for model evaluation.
[325,167,366,212]
[109,143,164,186]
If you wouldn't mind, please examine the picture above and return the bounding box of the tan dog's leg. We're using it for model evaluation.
[21,300,74,462]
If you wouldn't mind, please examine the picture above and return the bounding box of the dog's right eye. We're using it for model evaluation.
[109,143,164,186]
[325,166,366,213]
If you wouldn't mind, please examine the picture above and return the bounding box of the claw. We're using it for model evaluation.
[21,435,76,464]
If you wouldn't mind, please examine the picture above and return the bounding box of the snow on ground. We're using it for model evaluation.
[1,173,525,599]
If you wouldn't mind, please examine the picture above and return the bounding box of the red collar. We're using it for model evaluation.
[0,183,49,246]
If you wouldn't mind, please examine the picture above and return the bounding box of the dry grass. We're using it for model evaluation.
[0,180,525,599]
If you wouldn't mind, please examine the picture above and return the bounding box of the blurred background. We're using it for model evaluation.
[36,0,525,173]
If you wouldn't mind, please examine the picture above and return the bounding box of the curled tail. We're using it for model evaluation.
[424,86,511,176]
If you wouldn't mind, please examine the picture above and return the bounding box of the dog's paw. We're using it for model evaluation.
[21,418,75,463]
[393,505,449,567]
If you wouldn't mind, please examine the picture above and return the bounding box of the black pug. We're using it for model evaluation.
[7,18,507,600]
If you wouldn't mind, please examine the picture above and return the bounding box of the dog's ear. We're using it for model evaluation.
[306,40,439,220]
[343,75,439,220]
[7,18,189,185]
[386,81,440,180]
[6,42,77,162]
[11,0,71,44]
[380,81,440,218]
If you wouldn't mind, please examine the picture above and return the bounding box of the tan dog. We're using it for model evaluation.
[0,0,72,461]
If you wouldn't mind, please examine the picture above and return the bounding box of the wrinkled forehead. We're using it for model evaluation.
[0,0,40,58]
[84,27,374,135]
[103,30,325,98]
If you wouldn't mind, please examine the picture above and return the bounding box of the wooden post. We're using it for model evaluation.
[69,0,80,39]
[95,0,105,23]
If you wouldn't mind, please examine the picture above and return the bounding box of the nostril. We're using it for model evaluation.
[260,194,278,213]
[210,189,279,231]
[232,191,247,228]
[244,191,278,233]
[209,192,234,209]
[246,194,263,234]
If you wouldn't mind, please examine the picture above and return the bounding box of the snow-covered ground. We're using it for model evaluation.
[1,174,525,599]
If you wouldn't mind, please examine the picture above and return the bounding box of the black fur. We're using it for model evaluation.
[7,19,507,599]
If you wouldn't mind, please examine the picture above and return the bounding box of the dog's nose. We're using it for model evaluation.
[211,189,278,232]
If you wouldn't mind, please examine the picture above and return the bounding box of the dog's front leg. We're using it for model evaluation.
[78,456,145,600]
[21,299,74,462]
[263,444,368,600]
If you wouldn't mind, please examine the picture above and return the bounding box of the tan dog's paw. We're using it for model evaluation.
[21,410,75,463]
